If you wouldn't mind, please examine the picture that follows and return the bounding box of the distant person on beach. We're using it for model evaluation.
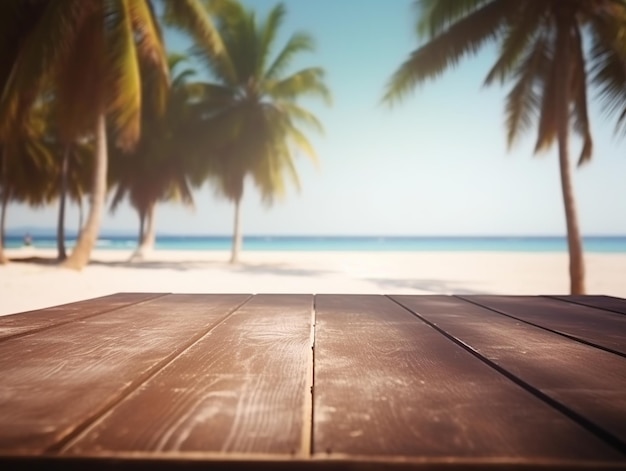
[23,233,32,247]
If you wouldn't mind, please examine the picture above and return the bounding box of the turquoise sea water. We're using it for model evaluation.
[5,235,626,253]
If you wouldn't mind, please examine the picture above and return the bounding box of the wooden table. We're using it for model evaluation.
[0,293,625,470]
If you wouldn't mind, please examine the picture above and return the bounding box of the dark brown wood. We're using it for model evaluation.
[0,293,166,341]
[64,294,314,456]
[459,295,626,355]
[2,293,626,469]
[0,294,250,454]
[313,295,621,460]
[550,295,626,316]
[392,295,626,452]
[2,455,626,471]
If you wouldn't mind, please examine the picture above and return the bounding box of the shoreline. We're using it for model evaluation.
[1,247,625,316]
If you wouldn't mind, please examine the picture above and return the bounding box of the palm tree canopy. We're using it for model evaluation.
[384,0,626,166]
[1,99,57,207]
[192,0,331,205]
[109,54,200,217]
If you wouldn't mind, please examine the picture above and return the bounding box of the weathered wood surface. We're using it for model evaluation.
[66,294,314,456]
[313,295,621,460]
[392,295,626,450]
[459,295,626,355]
[0,293,625,469]
[549,295,626,316]
[0,294,250,453]
[0,293,166,341]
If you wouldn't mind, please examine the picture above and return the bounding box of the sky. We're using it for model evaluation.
[8,0,626,236]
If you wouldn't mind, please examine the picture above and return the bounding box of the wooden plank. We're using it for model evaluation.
[460,295,626,355]
[0,293,166,341]
[313,295,622,461]
[3,455,626,471]
[392,295,626,453]
[64,294,314,456]
[0,294,250,454]
[550,295,626,316]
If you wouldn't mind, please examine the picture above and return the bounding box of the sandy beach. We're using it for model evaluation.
[1,247,625,316]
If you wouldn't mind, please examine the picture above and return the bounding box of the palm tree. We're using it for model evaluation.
[0,0,226,270]
[192,0,331,263]
[384,0,626,295]
[109,54,199,260]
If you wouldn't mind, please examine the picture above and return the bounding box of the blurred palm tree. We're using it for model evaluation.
[384,0,626,294]
[109,54,201,260]
[191,0,331,263]
[0,0,226,269]
[0,101,56,263]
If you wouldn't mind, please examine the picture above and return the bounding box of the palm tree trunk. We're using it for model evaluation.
[138,209,145,247]
[77,196,83,237]
[143,204,156,251]
[131,205,156,261]
[556,17,585,294]
[63,114,108,270]
[56,146,70,261]
[0,189,8,265]
[0,149,8,264]
[230,197,242,264]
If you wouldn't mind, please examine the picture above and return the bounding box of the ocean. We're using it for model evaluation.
[4,235,626,253]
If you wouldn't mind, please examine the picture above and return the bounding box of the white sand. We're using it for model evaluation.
[1,247,625,316]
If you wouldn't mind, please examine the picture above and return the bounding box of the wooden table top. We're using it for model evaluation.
[0,293,625,470]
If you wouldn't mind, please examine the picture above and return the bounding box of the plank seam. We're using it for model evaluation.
[300,295,315,457]
[456,296,626,360]
[305,294,317,457]
[545,295,626,317]
[387,295,626,457]
[0,293,171,344]
[49,295,254,455]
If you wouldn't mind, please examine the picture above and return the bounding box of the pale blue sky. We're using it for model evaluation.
[8,0,626,235]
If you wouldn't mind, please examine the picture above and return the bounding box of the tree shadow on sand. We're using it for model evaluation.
[366,277,490,295]
[9,255,336,278]
[8,256,490,294]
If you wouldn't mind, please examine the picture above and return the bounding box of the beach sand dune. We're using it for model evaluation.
[1,248,625,316]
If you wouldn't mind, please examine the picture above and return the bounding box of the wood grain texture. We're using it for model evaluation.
[313,295,621,460]
[460,295,626,355]
[65,294,314,456]
[392,295,626,452]
[0,293,166,341]
[550,295,626,316]
[0,294,250,454]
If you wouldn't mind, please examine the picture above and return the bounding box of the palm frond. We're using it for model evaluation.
[533,45,559,154]
[55,6,106,143]
[265,67,332,105]
[106,0,141,151]
[383,0,512,105]
[163,0,235,82]
[416,0,494,37]
[504,34,548,148]
[483,1,547,85]
[257,3,286,77]
[109,183,128,214]
[588,14,626,135]
[128,0,169,114]
[570,23,592,166]
[264,32,315,81]
[273,101,324,134]
[0,0,86,137]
